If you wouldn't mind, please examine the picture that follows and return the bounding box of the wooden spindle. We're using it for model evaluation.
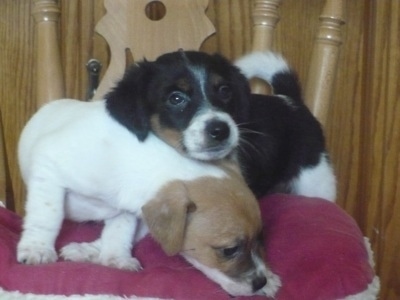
[304,0,345,126]
[251,0,282,94]
[32,0,65,107]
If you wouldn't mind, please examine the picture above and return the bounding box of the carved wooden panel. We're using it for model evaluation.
[94,0,215,99]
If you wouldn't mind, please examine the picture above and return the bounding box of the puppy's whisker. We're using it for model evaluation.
[238,136,264,159]
[238,126,268,137]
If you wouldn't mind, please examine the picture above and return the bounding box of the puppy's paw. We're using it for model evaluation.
[100,255,142,271]
[60,241,101,263]
[17,244,57,265]
[61,242,141,271]
[262,269,282,298]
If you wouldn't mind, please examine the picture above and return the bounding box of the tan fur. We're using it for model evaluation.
[141,162,263,278]
[150,115,184,153]
[141,181,192,255]
[210,73,225,87]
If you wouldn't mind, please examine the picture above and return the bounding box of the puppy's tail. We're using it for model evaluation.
[234,51,302,102]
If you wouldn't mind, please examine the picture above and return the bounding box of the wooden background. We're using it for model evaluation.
[0,0,399,298]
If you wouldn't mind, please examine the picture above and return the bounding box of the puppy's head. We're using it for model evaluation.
[141,167,275,296]
[106,50,250,160]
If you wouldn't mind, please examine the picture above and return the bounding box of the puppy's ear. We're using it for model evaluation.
[105,61,154,141]
[142,181,196,255]
[231,66,251,123]
[211,53,251,123]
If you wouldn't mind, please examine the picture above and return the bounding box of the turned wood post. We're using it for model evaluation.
[250,0,282,94]
[305,0,345,126]
[32,0,65,107]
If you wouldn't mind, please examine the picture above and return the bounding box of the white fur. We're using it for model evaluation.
[234,51,290,83]
[183,110,239,160]
[17,99,226,267]
[290,153,337,202]
[183,254,281,297]
[189,65,208,101]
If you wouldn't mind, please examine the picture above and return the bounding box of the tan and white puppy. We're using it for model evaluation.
[17,99,280,297]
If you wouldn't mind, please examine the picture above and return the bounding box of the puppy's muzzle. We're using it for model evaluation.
[206,120,230,144]
[252,275,267,293]
[183,111,239,160]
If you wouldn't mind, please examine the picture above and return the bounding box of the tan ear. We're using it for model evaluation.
[141,181,195,256]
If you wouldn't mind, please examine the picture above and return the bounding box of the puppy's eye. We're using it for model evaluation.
[222,245,240,258]
[217,85,232,103]
[167,91,188,106]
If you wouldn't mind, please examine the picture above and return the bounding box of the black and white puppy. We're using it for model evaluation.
[234,52,336,201]
[106,50,336,201]
[106,50,249,161]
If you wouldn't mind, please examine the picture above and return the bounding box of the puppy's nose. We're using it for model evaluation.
[206,120,230,141]
[252,276,267,292]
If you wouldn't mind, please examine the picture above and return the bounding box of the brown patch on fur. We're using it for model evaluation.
[210,73,225,88]
[182,175,262,276]
[150,115,184,153]
[142,181,193,255]
[175,78,192,93]
[142,162,262,278]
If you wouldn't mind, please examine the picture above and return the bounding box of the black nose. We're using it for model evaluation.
[206,120,230,141]
[252,276,267,292]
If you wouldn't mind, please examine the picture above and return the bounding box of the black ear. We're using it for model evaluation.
[105,61,154,141]
[211,53,251,123]
[231,65,251,123]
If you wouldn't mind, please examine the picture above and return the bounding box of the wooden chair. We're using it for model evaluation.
[0,1,382,299]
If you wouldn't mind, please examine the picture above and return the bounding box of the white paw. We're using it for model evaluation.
[60,242,101,263]
[262,269,282,298]
[17,244,57,265]
[61,242,141,271]
[100,255,142,271]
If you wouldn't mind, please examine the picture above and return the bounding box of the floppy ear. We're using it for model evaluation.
[141,181,196,256]
[105,61,155,141]
[211,53,251,123]
[231,65,251,123]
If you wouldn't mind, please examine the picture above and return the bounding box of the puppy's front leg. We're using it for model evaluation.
[62,212,141,271]
[17,179,65,264]
[99,212,141,270]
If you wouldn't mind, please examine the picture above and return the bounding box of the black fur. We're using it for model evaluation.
[238,71,327,198]
[105,51,250,141]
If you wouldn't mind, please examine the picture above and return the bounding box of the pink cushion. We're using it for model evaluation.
[0,194,376,299]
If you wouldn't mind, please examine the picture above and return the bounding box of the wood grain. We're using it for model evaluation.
[359,1,400,298]
[0,0,399,298]
[0,0,36,214]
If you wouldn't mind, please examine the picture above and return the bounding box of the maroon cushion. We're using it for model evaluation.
[0,194,377,299]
